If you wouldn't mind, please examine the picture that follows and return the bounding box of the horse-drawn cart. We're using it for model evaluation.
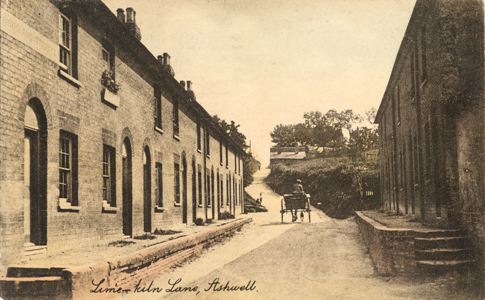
[280,193,311,223]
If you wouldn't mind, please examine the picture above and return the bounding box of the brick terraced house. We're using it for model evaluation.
[0,0,245,272]
[375,0,485,272]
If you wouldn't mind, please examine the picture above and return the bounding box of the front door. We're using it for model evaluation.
[192,162,197,223]
[24,129,47,245]
[143,148,151,232]
[182,159,188,224]
[122,140,133,236]
[216,173,220,218]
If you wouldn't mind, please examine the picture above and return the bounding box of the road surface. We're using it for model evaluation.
[124,169,478,300]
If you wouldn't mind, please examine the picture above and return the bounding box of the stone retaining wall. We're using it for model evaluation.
[64,217,251,299]
[355,212,416,275]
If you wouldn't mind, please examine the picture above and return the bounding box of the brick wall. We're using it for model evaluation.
[355,212,417,275]
[375,0,485,273]
[0,0,244,273]
[377,0,446,221]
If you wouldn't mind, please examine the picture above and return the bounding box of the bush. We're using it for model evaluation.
[195,218,205,226]
[108,240,135,247]
[153,229,182,235]
[266,157,379,219]
[219,211,235,220]
[134,233,156,240]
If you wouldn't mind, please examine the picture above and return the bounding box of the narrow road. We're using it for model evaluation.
[126,169,477,300]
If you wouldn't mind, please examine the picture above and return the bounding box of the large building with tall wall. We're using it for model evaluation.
[0,0,245,272]
[375,0,485,271]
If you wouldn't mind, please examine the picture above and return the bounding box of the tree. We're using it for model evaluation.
[243,155,261,187]
[270,124,299,147]
[212,115,260,187]
[304,109,359,148]
[364,107,377,124]
[270,108,378,156]
[348,126,379,159]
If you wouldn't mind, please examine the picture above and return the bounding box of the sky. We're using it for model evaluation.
[104,0,416,166]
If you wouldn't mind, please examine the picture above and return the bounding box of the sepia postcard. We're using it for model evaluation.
[0,0,484,299]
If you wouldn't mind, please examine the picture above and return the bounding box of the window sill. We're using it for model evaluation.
[198,204,203,208]
[58,198,80,212]
[173,134,181,141]
[397,121,401,127]
[174,202,181,207]
[197,149,202,154]
[220,162,223,166]
[206,154,211,159]
[58,69,82,88]
[102,200,117,213]
[154,206,165,213]
[155,127,164,134]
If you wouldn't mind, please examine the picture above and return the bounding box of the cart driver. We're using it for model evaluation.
[291,179,305,221]
[293,179,304,193]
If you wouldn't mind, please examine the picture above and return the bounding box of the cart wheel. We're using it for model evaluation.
[308,211,311,223]
[281,212,284,224]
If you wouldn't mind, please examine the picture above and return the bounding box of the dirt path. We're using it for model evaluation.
[122,169,479,300]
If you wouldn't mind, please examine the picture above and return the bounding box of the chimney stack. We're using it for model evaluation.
[163,53,171,66]
[116,8,125,23]
[180,80,186,90]
[186,81,195,99]
[126,7,135,23]
[124,7,141,41]
[160,53,175,76]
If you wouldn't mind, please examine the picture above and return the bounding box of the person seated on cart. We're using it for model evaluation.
[293,179,304,194]
[291,179,306,221]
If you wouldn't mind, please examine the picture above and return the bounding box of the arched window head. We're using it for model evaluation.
[143,147,150,165]
[25,105,39,130]
[122,142,128,158]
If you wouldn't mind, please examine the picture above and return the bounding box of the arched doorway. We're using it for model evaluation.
[143,146,151,232]
[182,154,188,224]
[211,169,215,220]
[216,171,220,218]
[191,159,197,223]
[229,174,233,214]
[24,99,47,245]
[122,138,133,236]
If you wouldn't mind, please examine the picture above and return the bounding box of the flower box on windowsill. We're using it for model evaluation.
[102,88,120,108]
[101,70,120,93]
[154,206,165,213]
[58,198,80,212]
[102,200,118,213]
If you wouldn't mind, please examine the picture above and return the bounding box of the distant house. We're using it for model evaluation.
[270,146,308,165]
